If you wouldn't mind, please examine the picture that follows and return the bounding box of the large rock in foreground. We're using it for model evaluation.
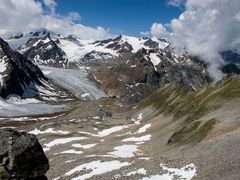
[0,129,49,179]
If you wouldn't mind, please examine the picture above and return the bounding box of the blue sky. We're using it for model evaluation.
[54,0,183,36]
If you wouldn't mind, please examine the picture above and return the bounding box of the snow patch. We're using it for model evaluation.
[65,160,129,179]
[98,125,128,137]
[72,143,97,149]
[149,53,161,69]
[56,150,83,155]
[122,134,152,142]
[109,144,140,158]
[126,168,147,176]
[44,137,88,151]
[29,128,70,135]
[136,123,151,134]
[142,163,197,180]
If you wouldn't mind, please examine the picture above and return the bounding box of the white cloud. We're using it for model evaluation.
[167,0,186,7]
[146,0,240,82]
[43,0,56,13]
[0,0,111,40]
[151,23,170,39]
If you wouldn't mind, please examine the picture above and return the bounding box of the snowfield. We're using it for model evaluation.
[58,39,118,63]
[0,97,65,117]
[41,66,106,100]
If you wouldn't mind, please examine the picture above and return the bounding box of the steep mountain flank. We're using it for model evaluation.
[0,38,48,98]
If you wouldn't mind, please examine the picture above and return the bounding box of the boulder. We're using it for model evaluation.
[0,129,49,179]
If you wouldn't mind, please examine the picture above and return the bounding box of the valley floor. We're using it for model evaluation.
[0,97,240,180]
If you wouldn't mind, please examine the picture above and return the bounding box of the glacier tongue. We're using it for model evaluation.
[41,66,106,100]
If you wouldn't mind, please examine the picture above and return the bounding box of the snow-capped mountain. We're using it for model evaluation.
[94,35,169,54]
[6,29,170,68]
[6,28,61,50]
[0,37,48,98]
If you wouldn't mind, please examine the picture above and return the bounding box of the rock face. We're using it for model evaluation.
[0,38,48,98]
[0,129,49,179]
[19,35,68,68]
[95,47,209,103]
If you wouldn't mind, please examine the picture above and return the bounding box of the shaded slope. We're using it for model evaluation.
[0,38,48,98]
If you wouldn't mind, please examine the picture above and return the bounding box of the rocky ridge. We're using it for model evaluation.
[0,38,48,98]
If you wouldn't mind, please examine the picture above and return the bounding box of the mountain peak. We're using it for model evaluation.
[30,28,56,37]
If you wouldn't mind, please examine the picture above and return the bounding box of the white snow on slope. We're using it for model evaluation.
[65,160,129,179]
[151,37,169,49]
[72,143,97,149]
[29,128,70,135]
[136,123,151,134]
[116,35,169,53]
[142,163,197,180]
[57,149,83,155]
[6,31,170,66]
[98,125,128,137]
[149,53,161,70]
[41,66,106,100]
[109,144,139,158]
[0,97,65,117]
[6,96,41,104]
[122,134,152,142]
[120,35,145,52]
[6,28,60,50]
[6,36,31,50]
[126,168,147,176]
[59,39,118,63]
[131,113,143,124]
[44,136,88,151]
[0,59,7,73]
[0,59,7,85]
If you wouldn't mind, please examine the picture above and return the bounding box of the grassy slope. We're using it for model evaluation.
[140,75,240,144]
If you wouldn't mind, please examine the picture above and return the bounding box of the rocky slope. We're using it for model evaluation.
[0,38,48,98]
[0,75,239,179]
[93,48,209,103]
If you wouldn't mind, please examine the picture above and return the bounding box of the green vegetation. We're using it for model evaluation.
[140,75,240,144]
[141,76,240,121]
[168,119,217,144]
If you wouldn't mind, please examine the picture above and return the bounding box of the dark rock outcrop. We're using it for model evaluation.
[0,129,49,179]
[0,38,48,98]
[20,36,68,68]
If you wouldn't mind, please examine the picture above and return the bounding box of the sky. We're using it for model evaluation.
[0,0,185,39]
[53,0,183,36]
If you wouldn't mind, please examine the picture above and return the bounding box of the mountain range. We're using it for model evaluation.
[0,28,239,103]
[1,28,240,180]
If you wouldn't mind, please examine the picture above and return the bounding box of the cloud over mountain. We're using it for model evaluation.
[0,0,111,40]
[146,0,240,81]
